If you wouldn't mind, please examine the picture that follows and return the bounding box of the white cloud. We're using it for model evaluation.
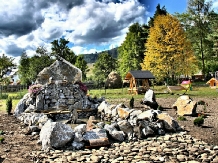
[72,46,101,55]
[0,0,148,62]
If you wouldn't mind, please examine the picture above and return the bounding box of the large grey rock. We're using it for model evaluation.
[128,110,143,126]
[158,113,181,132]
[117,120,133,140]
[17,113,49,126]
[97,101,109,113]
[73,124,87,134]
[24,104,36,113]
[172,95,197,116]
[116,104,132,119]
[72,141,85,150]
[83,129,108,141]
[35,59,82,85]
[36,94,44,111]
[142,126,155,137]
[104,124,125,141]
[83,129,110,146]
[14,93,30,117]
[138,109,161,121]
[39,120,75,151]
[104,104,116,117]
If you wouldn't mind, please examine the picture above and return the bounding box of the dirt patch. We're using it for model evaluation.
[0,113,41,163]
[0,97,218,162]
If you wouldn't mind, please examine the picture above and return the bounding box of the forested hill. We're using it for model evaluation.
[81,47,118,63]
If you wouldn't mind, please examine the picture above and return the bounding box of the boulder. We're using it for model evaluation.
[74,124,87,134]
[172,95,197,116]
[14,93,30,117]
[104,123,125,141]
[104,104,116,117]
[142,126,155,137]
[17,113,49,126]
[35,59,82,85]
[138,109,161,121]
[158,113,181,132]
[83,129,110,146]
[72,141,85,150]
[116,104,132,119]
[97,101,109,113]
[39,120,75,151]
[105,71,122,88]
[128,110,143,126]
[117,120,133,140]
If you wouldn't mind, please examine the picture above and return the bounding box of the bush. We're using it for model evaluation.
[6,97,12,115]
[193,116,204,126]
[0,136,4,143]
[129,96,134,108]
[177,116,187,121]
[0,93,8,99]
[0,130,5,135]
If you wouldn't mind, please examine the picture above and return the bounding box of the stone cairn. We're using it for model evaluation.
[14,58,183,152]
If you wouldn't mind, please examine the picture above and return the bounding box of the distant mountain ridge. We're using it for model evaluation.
[81,47,118,63]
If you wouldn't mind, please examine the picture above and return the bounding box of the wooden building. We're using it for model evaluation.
[206,78,218,89]
[124,70,155,95]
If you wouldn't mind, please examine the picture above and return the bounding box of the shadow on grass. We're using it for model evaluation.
[201,126,213,128]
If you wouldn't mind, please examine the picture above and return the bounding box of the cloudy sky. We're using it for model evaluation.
[0,0,217,64]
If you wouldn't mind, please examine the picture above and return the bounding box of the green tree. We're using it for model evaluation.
[51,38,77,64]
[148,4,167,27]
[141,14,197,82]
[0,54,16,84]
[18,47,54,84]
[18,51,31,84]
[75,55,89,81]
[93,52,117,86]
[118,23,149,78]
[175,0,214,77]
[206,11,218,73]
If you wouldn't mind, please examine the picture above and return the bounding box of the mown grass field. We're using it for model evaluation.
[0,84,217,113]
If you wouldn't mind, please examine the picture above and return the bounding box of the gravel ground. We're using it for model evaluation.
[0,96,218,162]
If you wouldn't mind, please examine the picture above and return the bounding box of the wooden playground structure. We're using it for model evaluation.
[124,70,155,95]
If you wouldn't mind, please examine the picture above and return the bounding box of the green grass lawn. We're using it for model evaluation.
[88,85,218,99]
[0,90,27,113]
[0,85,217,113]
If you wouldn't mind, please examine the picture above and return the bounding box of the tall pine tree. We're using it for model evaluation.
[118,23,149,78]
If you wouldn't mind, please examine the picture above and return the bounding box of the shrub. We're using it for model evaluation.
[193,116,204,126]
[177,116,187,121]
[197,100,206,105]
[0,136,4,143]
[0,93,8,99]
[6,97,12,115]
[0,130,5,135]
[129,96,134,108]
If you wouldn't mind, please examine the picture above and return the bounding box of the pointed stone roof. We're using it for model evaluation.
[35,59,82,85]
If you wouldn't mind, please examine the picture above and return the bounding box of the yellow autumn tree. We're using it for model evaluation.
[141,14,198,82]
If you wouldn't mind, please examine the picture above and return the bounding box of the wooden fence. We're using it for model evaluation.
[0,84,27,92]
